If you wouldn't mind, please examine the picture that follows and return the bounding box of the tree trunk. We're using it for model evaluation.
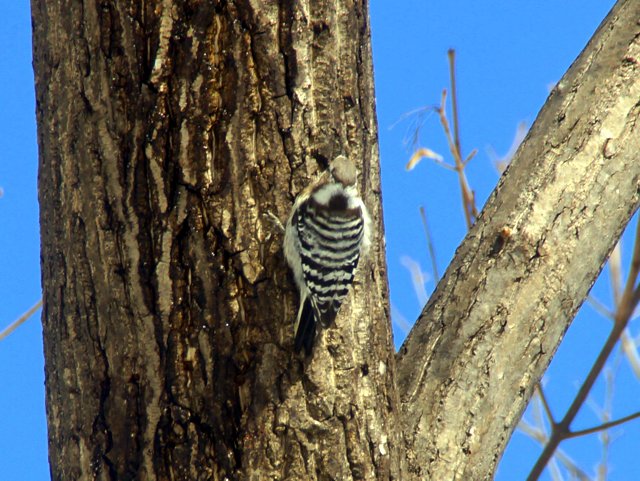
[33,0,399,480]
[33,0,640,480]
[396,1,640,479]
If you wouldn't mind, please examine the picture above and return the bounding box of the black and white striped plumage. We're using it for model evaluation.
[284,156,371,355]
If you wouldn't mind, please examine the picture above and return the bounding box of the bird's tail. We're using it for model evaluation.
[294,297,318,355]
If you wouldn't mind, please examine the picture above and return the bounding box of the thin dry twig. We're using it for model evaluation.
[519,391,593,481]
[463,148,478,167]
[399,256,429,307]
[444,50,479,228]
[536,383,555,423]
[487,121,528,174]
[587,290,640,379]
[0,299,43,341]
[435,88,477,229]
[609,242,623,308]
[586,295,614,320]
[403,50,478,296]
[554,450,592,481]
[407,50,479,231]
[567,410,640,439]
[448,49,462,159]
[419,206,440,285]
[620,329,640,378]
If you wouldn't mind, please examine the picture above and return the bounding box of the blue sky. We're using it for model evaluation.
[3,1,639,480]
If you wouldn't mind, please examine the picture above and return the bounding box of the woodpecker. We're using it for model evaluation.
[283,155,371,354]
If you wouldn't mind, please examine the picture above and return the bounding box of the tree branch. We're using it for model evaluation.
[396,1,640,479]
[527,216,640,480]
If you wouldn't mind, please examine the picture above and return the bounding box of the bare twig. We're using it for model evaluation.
[519,397,592,481]
[518,419,547,444]
[567,410,640,439]
[518,390,549,445]
[0,300,43,341]
[487,121,528,174]
[405,50,478,233]
[554,449,592,481]
[536,383,555,424]
[400,256,429,307]
[391,303,413,336]
[419,206,440,284]
[436,94,476,229]
[587,290,640,379]
[609,242,623,308]
[448,49,462,159]
[586,295,614,320]
[620,329,640,378]
[463,148,478,167]
[432,51,479,231]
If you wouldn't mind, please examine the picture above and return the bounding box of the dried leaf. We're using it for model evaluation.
[406,148,444,171]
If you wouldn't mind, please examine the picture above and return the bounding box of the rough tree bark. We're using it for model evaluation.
[32,1,639,481]
[33,0,398,480]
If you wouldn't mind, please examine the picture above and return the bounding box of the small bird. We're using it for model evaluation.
[283,155,371,354]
